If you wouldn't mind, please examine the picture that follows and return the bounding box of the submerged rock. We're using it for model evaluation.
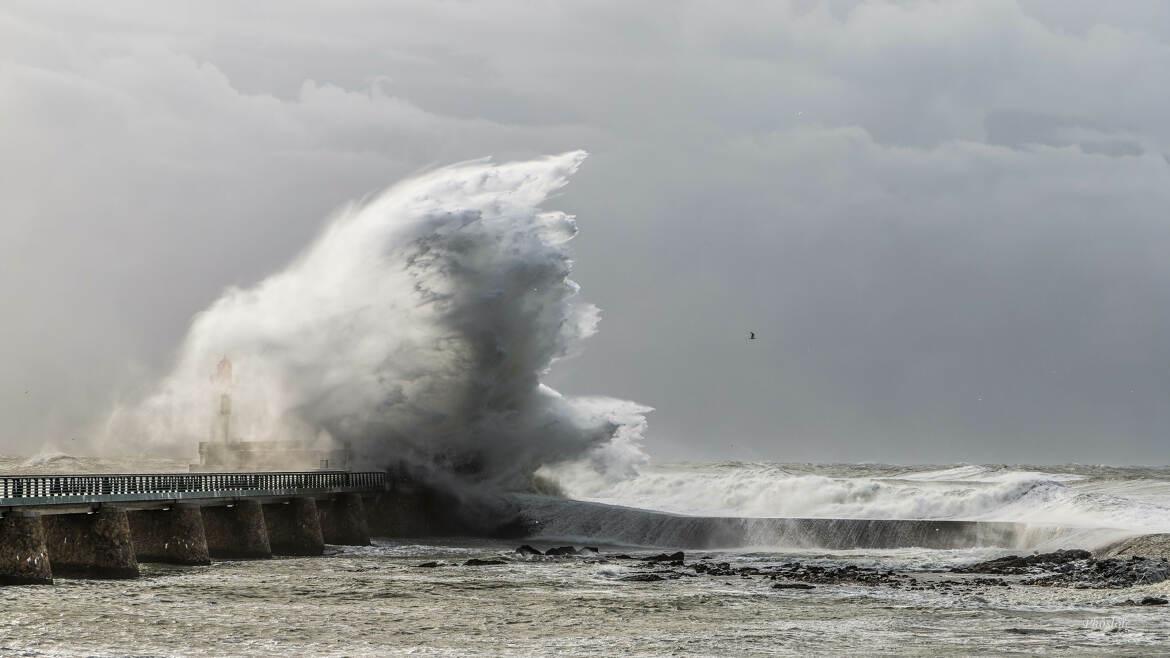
[463,558,507,566]
[1117,596,1169,606]
[514,545,542,556]
[544,546,578,556]
[415,562,441,568]
[772,582,815,590]
[619,573,665,582]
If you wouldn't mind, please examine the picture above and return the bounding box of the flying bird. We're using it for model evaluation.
[749,332,756,340]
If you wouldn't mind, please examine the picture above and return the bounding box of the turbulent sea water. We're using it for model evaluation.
[3,456,1170,656]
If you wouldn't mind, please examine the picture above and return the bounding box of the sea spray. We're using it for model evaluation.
[97,152,649,494]
[559,462,1170,535]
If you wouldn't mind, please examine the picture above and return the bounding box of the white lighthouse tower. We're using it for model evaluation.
[191,355,352,472]
[210,355,233,444]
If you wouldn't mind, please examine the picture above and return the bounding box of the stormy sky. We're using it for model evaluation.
[3,1,1169,464]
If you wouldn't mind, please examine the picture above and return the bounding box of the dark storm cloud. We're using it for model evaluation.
[2,1,1168,463]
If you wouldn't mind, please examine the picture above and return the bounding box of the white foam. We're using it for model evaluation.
[558,462,1170,534]
[96,152,649,489]
[894,464,1084,483]
[21,450,79,467]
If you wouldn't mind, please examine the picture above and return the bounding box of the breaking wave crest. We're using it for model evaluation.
[558,462,1170,535]
[97,152,648,490]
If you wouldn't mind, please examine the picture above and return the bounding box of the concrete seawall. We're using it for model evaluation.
[517,496,1075,551]
[1096,533,1170,560]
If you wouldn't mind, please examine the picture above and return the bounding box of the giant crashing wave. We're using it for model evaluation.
[98,151,650,530]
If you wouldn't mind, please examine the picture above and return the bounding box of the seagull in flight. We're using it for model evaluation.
[749,331,756,340]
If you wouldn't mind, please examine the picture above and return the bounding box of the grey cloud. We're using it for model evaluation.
[2,1,1170,465]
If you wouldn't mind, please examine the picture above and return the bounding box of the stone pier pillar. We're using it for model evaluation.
[319,493,371,546]
[127,504,211,565]
[0,512,53,585]
[202,500,271,559]
[263,497,325,556]
[369,484,431,537]
[41,507,139,579]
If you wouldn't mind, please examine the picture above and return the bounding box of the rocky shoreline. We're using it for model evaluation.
[416,544,1170,605]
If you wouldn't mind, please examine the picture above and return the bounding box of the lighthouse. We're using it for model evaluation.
[191,355,352,472]
[210,355,234,444]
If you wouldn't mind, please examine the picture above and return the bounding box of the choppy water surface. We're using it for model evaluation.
[2,541,1169,656]
[4,456,1170,655]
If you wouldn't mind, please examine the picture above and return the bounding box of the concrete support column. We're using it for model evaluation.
[369,485,430,537]
[0,512,53,585]
[202,500,271,559]
[41,507,139,579]
[127,504,211,565]
[264,497,325,556]
[320,493,371,546]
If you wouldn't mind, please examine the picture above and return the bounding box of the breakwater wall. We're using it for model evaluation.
[516,496,1086,551]
[0,473,383,585]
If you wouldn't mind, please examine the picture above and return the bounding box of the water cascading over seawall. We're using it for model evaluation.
[516,496,1088,551]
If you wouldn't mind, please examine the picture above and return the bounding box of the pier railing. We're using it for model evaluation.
[0,471,385,505]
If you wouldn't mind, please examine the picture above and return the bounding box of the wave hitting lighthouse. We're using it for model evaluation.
[210,355,234,444]
[191,356,351,472]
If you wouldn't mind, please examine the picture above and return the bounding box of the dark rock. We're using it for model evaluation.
[1003,627,1057,636]
[773,582,815,590]
[642,551,684,563]
[619,573,664,582]
[463,558,507,566]
[1141,596,1168,606]
[577,547,600,555]
[415,561,441,568]
[1023,556,1170,589]
[692,561,735,576]
[945,547,1170,589]
[545,546,578,556]
[955,549,1092,575]
[514,545,542,556]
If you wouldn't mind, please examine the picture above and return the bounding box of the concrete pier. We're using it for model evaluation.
[0,512,53,585]
[41,507,139,579]
[370,484,431,537]
[319,493,371,546]
[1,470,385,584]
[264,497,325,556]
[202,500,272,559]
[127,504,210,565]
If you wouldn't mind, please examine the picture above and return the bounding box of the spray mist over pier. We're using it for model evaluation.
[99,152,649,491]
